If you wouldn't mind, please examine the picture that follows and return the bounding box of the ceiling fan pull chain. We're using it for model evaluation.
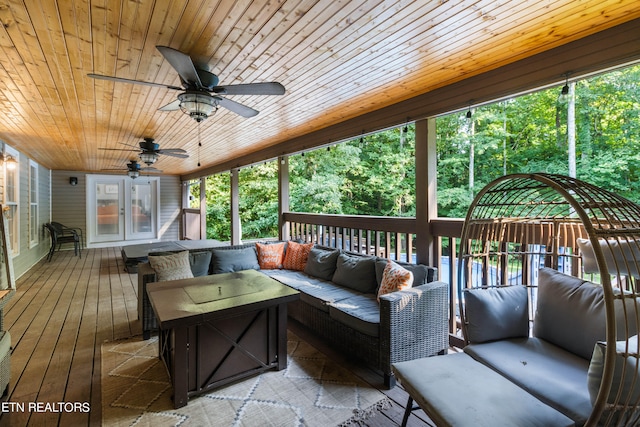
[197,121,202,167]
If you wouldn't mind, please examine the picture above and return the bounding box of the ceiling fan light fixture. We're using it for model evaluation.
[128,170,140,179]
[178,92,217,122]
[139,152,158,165]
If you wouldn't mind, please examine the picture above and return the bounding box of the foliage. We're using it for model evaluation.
[202,63,640,240]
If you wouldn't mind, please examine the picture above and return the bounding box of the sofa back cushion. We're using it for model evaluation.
[331,252,377,293]
[534,268,606,360]
[464,286,529,343]
[189,251,213,277]
[304,247,339,280]
[210,246,260,274]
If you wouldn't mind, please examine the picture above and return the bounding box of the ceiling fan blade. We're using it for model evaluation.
[158,151,189,159]
[88,73,182,91]
[217,96,259,118]
[158,100,181,111]
[156,46,203,89]
[158,148,187,154]
[213,82,285,96]
[141,167,163,173]
[98,148,139,152]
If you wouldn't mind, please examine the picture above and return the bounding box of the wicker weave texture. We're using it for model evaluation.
[458,173,640,426]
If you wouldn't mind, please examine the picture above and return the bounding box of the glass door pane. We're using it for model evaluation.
[128,180,157,240]
[94,180,124,242]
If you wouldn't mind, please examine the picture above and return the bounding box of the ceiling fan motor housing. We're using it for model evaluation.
[178,91,217,122]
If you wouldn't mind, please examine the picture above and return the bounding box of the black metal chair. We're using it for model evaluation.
[50,221,84,250]
[44,223,81,261]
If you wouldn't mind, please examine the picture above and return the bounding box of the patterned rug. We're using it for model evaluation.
[101,331,390,426]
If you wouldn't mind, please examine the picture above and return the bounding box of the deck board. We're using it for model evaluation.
[0,248,434,426]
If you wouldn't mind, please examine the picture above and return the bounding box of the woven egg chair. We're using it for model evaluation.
[457,173,640,426]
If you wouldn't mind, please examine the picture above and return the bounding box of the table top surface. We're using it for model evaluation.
[121,239,225,259]
[146,269,299,327]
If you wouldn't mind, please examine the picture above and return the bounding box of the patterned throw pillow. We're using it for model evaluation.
[148,251,194,281]
[255,242,286,269]
[377,259,414,302]
[282,242,314,271]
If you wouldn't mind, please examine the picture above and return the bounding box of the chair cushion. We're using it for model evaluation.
[464,285,529,343]
[148,251,194,281]
[392,352,574,427]
[210,246,260,274]
[465,337,592,425]
[304,247,339,280]
[376,259,413,302]
[255,242,286,269]
[534,267,621,360]
[282,241,313,271]
[331,252,377,293]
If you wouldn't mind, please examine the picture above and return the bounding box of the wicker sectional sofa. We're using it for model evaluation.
[137,242,449,387]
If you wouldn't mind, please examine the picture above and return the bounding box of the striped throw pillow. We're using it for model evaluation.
[283,242,314,271]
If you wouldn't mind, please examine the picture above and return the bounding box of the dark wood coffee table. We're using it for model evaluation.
[146,269,299,408]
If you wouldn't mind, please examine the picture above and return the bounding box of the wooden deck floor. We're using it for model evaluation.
[0,248,434,426]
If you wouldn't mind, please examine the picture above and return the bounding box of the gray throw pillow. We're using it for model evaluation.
[304,247,339,280]
[588,335,640,406]
[210,247,260,274]
[189,251,212,277]
[331,252,377,293]
[464,286,529,343]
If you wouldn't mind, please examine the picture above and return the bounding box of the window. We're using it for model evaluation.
[29,160,39,247]
[4,146,19,256]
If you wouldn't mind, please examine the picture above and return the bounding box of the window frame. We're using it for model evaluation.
[28,159,39,248]
[3,145,19,256]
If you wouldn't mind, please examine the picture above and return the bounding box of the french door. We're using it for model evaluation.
[86,175,159,245]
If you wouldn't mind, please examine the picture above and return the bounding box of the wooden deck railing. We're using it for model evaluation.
[283,212,418,260]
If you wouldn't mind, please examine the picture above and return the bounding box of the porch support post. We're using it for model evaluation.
[230,168,241,244]
[415,118,437,266]
[199,177,206,239]
[181,181,189,239]
[278,156,290,241]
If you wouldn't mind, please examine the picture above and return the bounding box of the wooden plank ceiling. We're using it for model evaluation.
[0,0,638,176]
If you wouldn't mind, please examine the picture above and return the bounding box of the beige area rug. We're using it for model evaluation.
[101,331,390,426]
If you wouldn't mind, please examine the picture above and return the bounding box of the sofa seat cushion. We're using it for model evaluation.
[393,352,574,427]
[464,337,591,425]
[263,270,361,312]
[328,294,380,337]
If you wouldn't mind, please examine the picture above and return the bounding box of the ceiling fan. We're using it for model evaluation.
[102,160,162,179]
[99,137,188,165]
[88,45,285,121]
